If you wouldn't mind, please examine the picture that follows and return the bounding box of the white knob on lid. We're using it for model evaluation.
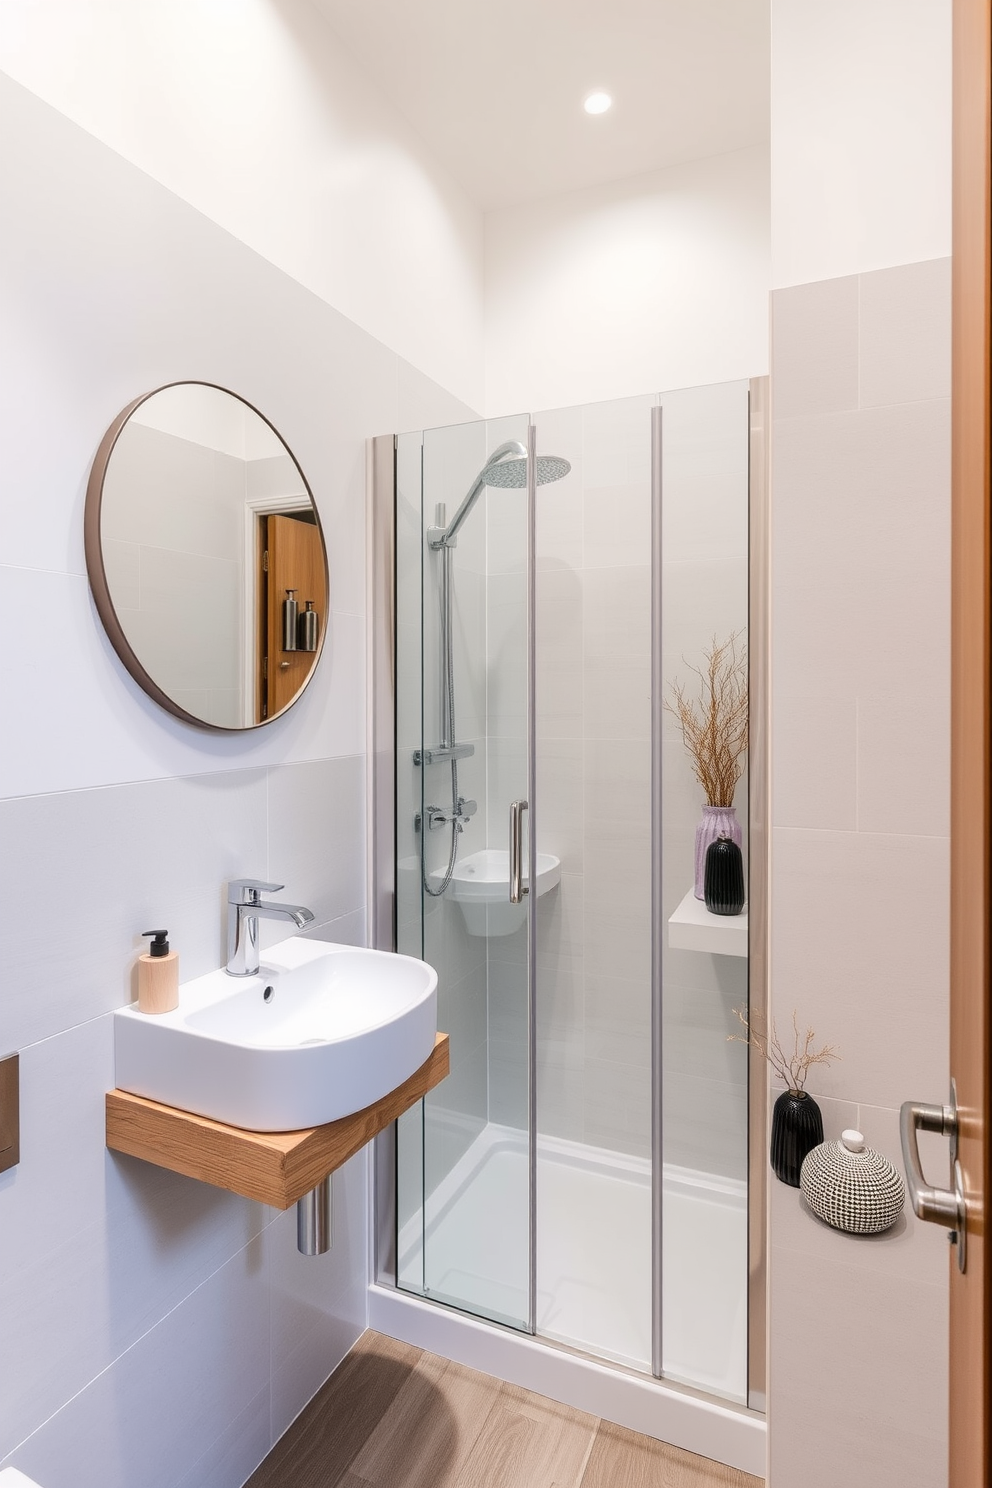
[841,1129,865,1153]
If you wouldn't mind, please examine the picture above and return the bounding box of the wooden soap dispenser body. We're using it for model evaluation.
[138,929,179,1014]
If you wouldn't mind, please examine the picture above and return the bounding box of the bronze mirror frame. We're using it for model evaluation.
[84,381,329,732]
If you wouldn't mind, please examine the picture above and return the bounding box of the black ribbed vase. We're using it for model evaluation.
[771,1090,824,1187]
[703,835,745,915]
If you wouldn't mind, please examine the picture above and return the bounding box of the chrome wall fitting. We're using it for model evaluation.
[297,1176,332,1255]
[417,799,477,833]
[413,743,475,766]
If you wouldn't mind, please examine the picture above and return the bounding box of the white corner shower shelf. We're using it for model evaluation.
[429,848,561,937]
[668,889,748,958]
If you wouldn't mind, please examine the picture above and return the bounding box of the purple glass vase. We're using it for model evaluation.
[694,805,742,899]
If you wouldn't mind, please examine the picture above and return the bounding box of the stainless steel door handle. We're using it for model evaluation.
[509,800,529,904]
[899,1088,967,1271]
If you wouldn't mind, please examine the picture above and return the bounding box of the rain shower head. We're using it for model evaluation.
[432,443,572,548]
[482,454,571,489]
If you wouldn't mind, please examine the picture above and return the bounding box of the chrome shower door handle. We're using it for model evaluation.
[509,799,529,903]
[899,1094,967,1271]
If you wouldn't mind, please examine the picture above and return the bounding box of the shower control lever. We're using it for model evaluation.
[509,800,529,904]
[413,743,475,766]
[418,799,477,832]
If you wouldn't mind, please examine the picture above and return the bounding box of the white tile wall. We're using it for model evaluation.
[768,260,951,1488]
[0,76,478,1488]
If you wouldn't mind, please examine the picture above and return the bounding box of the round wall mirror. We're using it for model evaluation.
[85,382,328,731]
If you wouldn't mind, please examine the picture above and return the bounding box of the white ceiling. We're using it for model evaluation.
[310,0,770,211]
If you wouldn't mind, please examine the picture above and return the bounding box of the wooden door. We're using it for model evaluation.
[261,513,327,721]
[950,1,991,1481]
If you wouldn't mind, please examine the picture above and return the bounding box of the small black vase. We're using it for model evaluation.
[704,835,745,915]
[771,1090,824,1186]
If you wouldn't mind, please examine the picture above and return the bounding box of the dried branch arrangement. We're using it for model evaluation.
[666,632,748,807]
[731,1006,840,1095]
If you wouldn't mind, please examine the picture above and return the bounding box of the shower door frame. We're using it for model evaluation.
[367,384,770,1408]
[367,424,540,1319]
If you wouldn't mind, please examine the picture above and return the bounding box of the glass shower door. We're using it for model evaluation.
[660,380,750,1402]
[395,413,533,1331]
[390,386,755,1402]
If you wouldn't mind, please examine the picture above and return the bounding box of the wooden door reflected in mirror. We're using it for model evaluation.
[258,512,327,722]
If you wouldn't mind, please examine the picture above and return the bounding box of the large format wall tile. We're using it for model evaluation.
[769,261,951,1488]
[174,1386,272,1488]
[659,380,749,566]
[7,1240,272,1488]
[772,828,949,1108]
[770,1244,947,1488]
[770,274,859,420]
[265,755,366,930]
[772,694,858,831]
[857,692,950,837]
[772,402,950,711]
[0,1019,273,1459]
[535,567,584,740]
[0,767,268,1050]
[0,565,367,798]
[859,257,952,409]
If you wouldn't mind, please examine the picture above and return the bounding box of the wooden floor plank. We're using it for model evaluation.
[248,1332,764,1488]
[578,1419,762,1488]
[455,1388,599,1488]
[348,1350,507,1488]
[245,1333,422,1488]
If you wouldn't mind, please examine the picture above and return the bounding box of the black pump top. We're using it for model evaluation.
[142,929,170,957]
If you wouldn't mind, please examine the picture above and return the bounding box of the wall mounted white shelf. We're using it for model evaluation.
[668,889,748,958]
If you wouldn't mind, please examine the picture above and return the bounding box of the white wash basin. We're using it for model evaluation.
[431,848,561,937]
[114,936,438,1131]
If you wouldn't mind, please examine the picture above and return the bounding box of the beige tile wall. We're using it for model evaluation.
[768,258,951,1488]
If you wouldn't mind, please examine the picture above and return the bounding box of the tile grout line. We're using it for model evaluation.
[0,751,365,807]
[1,1224,270,1468]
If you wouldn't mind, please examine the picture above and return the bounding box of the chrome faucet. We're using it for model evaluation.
[225,879,316,977]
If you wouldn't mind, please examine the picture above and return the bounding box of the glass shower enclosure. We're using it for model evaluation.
[378,381,764,1408]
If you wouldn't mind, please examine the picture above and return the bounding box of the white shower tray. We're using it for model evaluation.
[431,848,561,937]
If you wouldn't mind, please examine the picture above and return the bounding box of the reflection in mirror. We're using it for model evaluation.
[87,383,327,730]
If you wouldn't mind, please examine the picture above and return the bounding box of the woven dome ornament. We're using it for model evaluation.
[800,1129,906,1234]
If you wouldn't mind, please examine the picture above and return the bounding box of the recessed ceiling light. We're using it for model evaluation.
[584,92,612,116]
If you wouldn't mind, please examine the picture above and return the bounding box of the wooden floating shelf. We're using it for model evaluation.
[106,1031,449,1209]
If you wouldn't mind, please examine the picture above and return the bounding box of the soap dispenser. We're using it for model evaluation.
[282,589,299,651]
[298,600,319,653]
[137,930,179,1014]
